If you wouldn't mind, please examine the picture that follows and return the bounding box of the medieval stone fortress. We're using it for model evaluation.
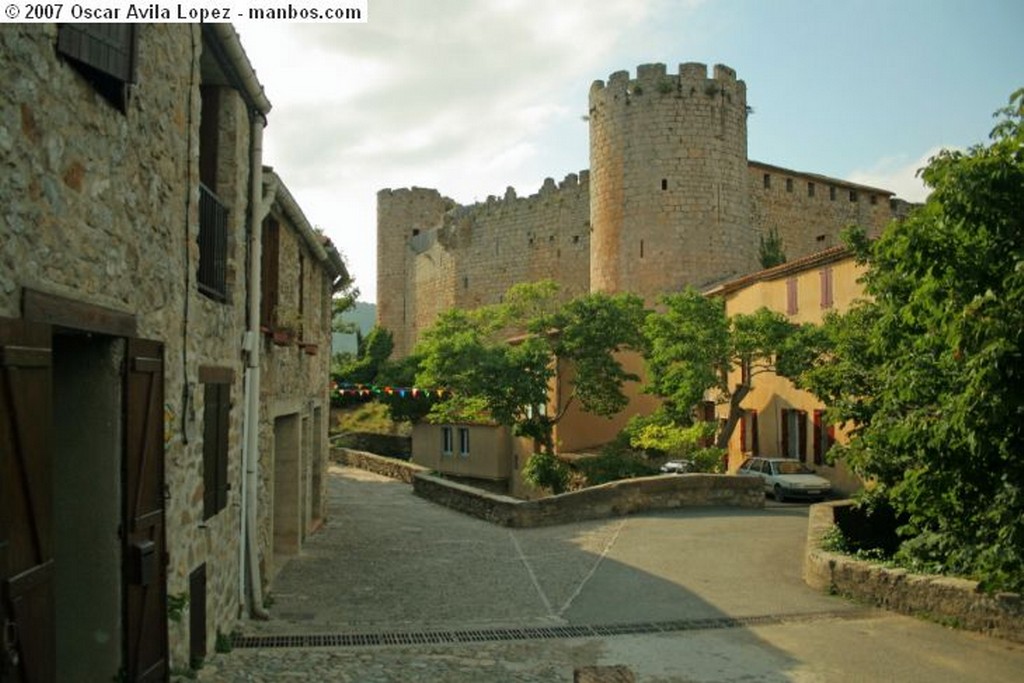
[378,62,909,356]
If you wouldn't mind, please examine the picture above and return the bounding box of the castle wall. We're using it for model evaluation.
[749,161,894,261]
[589,63,758,299]
[378,174,590,357]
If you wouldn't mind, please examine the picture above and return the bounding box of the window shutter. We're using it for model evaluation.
[786,278,798,315]
[780,409,789,457]
[739,411,747,452]
[202,384,219,519]
[215,383,230,511]
[813,409,823,465]
[798,410,808,462]
[751,410,759,456]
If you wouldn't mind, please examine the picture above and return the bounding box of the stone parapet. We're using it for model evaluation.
[333,448,428,484]
[412,472,763,528]
[804,501,1024,643]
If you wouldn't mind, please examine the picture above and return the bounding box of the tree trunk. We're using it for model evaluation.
[715,383,750,450]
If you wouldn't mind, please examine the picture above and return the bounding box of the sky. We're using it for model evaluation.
[236,0,1024,303]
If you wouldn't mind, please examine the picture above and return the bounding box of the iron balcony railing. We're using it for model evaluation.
[198,182,229,301]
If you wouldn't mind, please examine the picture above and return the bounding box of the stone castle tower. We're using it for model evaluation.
[378,62,897,357]
[589,63,757,298]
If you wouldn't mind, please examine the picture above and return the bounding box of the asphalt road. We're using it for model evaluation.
[198,466,1024,682]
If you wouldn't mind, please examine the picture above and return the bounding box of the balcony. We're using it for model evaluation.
[198,183,229,301]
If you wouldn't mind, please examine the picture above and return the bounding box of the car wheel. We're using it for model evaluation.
[774,484,785,502]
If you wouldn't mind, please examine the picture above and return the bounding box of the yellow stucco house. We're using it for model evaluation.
[704,245,864,495]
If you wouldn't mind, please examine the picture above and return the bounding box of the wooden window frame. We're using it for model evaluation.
[820,267,834,309]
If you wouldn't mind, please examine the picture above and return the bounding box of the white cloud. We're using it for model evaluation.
[847,148,948,203]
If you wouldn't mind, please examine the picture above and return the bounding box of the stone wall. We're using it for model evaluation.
[333,448,429,484]
[748,161,894,262]
[804,501,1024,643]
[413,472,763,528]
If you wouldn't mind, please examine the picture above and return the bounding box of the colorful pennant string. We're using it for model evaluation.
[331,381,449,399]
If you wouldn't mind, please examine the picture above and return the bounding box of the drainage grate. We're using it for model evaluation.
[232,610,873,650]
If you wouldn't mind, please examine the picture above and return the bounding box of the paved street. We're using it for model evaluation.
[197,466,1024,682]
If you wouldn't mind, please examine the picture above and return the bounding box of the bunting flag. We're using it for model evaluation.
[331,381,449,399]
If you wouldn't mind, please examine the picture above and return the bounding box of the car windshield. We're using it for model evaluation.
[775,461,813,475]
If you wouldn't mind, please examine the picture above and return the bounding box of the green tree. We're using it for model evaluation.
[413,281,648,493]
[639,287,817,458]
[335,326,394,385]
[798,91,1024,591]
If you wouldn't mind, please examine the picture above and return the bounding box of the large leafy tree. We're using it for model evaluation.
[413,280,648,492]
[638,287,816,456]
[799,91,1024,591]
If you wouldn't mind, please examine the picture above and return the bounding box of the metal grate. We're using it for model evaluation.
[198,183,229,302]
[233,610,872,650]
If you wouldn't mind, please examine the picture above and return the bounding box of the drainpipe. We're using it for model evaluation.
[241,115,270,620]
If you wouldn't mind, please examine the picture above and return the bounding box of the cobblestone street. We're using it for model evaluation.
[194,467,1024,682]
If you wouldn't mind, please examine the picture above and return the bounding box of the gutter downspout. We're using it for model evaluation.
[242,115,270,620]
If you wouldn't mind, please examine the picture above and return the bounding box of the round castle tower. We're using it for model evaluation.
[589,62,757,299]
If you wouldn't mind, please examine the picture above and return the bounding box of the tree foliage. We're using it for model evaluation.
[412,281,648,492]
[758,226,787,269]
[798,90,1024,591]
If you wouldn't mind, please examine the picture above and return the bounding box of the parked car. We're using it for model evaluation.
[735,457,831,502]
[660,459,693,474]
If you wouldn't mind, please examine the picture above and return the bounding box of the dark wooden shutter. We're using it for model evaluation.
[188,565,206,666]
[813,410,825,465]
[215,385,229,511]
[123,338,167,683]
[750,410,759,457]
[57,25,136,83]
[786,278,798,315]
[780,409,789,458]
[797,410,808,462]
[261,218,280,329]
[739,411,747,452]
[0,319,55,683]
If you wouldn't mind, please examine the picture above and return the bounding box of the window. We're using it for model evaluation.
[458,428,470,457]
[763,173,771,189]
[785,178,793,193]
[198,87,228,301]
[57,24,137,111]
[260,218,280,329]
[441,426,453,456]
[786,277,798,315]
[201,368,232,520]
[849,189,858,202]
[780,409,807,461]
[829,186,837,201]
[820,267,834,309]
[813,409,835,465]
[640,240,644,258]
[661,178,668,191]
[807,182,815,198]
[870,194,878,206]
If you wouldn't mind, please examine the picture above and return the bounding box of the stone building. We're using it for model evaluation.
[378,62,901,358]
[0,24,345,681]
[256,168,344,584]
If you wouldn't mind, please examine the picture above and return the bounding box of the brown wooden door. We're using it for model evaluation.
[123,339,167,683]
[0,318,55,683]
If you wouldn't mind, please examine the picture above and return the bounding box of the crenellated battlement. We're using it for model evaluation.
[589,62,744,105]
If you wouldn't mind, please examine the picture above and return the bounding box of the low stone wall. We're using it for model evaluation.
[332,448,428,484]
[412,472,763,528]
[804,501,1024,643]
[331,432,411,459]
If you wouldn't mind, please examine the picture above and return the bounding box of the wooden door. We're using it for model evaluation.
[0,318,55,683]
[123,339,167,683]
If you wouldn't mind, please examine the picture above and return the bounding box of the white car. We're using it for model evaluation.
[736,457,831,502]
[660,459,693,474]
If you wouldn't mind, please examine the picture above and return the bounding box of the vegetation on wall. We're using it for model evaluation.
[758,226,787,269]
[798,90,1024,592]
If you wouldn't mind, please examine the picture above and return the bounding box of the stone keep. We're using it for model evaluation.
[589,63,757,298]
